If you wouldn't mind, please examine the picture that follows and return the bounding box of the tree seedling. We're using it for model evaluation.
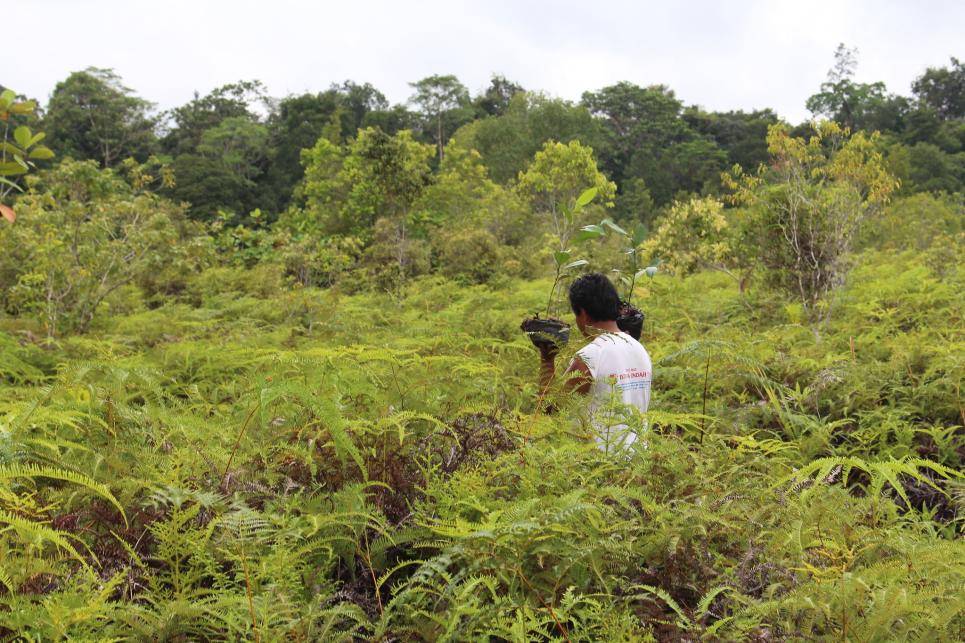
[0,88,55,223]
[521,186,602,348]
[576,215,659,339]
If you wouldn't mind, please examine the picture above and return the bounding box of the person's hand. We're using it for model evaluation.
[537,339,560,362]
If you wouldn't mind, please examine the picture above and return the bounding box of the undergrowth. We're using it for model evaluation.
[0,246,962,641]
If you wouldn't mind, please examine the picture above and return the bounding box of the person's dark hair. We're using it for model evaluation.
[569,273,621,321]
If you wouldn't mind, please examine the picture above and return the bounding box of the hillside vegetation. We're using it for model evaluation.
[0,52,963,641]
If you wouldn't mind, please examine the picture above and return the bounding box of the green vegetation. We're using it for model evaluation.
[1,242,961,640]
[0,47,963,640]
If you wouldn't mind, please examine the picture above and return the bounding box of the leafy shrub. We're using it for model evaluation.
[433,227,503,283]
[278,233,365,287]
[859,191,964,251]
[185,263,288,304]
[726,121,898,316]
[639,195,731,275]
[0,160,189,336]
[361,217,431,292]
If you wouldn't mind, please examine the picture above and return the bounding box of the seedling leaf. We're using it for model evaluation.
[575,187,598,207]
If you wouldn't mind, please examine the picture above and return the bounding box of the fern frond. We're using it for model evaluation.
[0,565,13,594]
[629,583,689,627]
[0,509,93,569]
[0,463,127,526]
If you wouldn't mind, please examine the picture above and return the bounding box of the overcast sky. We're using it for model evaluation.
[8,0,963,123]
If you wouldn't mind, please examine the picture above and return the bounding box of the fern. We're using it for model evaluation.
[0,509,92,567]
[775,455,962,508]
[1,239,963,639]
[0,463,127,523]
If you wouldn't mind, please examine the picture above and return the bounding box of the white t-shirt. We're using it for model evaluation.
[571,331,652,452]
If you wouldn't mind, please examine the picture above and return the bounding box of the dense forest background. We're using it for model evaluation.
[1,47,963,318]
[25,48,965,215]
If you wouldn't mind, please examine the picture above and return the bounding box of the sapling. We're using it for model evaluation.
[0,88,55,224]
[544,187,603,316]
[520,186,602,349]
[578,216,660,339]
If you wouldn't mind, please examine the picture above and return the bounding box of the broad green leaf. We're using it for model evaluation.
[563,259,589,271]
[26,132,45,148]
[0,89,14,110]
[632,223,648,246]
[575,186,598,207]
[601,218,627,236]
[574,224,604,242]
[0,142,22,156]
[553,250,571,267]
[28,145,55,160]
[573,230,600,242]
[0,177,22,191]
[13,126,31,148]
[9,100,37,115]
[0,161,28,176]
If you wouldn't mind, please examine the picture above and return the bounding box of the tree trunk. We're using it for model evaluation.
[437,114,444,162]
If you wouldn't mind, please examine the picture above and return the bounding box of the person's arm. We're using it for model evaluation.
[562,355,592,395]
[538,344,592,403]
[538,343,559,400]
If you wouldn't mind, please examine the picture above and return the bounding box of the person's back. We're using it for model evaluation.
[535,273,654,453]
[574,330,652,450]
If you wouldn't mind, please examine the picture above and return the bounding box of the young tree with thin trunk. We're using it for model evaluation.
[408,75,470,162]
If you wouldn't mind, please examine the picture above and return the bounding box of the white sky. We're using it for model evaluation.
[7,0,964,123]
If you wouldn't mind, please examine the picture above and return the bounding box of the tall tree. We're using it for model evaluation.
[683,108,779,171]
[295,127,433,237]
[169,116,268,222]
[516,139,616,235]
[453,92,605,183]
[161,81,269,219]
[262,81,396,212]
[263,91,341,211]
[198,116,268,184]
[335,80,390,133]
[408,74,471,161]
[806,44,906,132]
[726,122,898,318]
[162,80,267,155]
[44,68,156,167]
[582,82,725,204]
[362,104,417,135]
[168,153,248,221]
[474,75,525,117]
[912,57,965,121]
[413,142,527,244]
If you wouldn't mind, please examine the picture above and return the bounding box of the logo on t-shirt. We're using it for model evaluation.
[607,367,650,392]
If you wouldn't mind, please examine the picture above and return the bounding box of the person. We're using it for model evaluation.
[537,273,652,451]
